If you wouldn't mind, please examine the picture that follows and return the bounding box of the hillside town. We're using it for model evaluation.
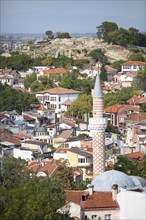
[0,45,146,219]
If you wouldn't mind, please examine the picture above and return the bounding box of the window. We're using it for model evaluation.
[59,96,61,102]
[50,96,56,101]
[84,215,87,220]
[105,214,111,220]
[92,215,97,220]
[78,158,85,163]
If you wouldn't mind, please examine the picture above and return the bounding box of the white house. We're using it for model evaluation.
[35,87,81,113]
[13,148,34,161]
[121,61,145,73]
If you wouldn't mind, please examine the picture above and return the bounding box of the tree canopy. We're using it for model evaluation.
[0,157,71,220]
[65,94,92,119]
[0,82,39,113]
[96,21,146,47]
[56,32,71,39]
[45,30,54,39]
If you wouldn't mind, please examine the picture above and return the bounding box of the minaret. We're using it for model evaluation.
[89,71,108,178]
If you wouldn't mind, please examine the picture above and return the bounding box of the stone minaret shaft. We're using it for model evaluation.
[89,72,107,178]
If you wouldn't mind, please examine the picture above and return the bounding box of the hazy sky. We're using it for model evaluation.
[1,0,146,34]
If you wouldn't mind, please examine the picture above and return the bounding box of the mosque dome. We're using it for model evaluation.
[92,170,136,192]
[130,176,146,188]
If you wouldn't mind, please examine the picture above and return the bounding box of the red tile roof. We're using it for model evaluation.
[43,68,67,75]
[0,138,21,145]
[104,104,127,113]
[36,87,81,95]
[55,148,68,153]
[65,190,119,210]
[23,115,36,121]
[12,133,32,140]
[122,61,146,66]
[125,151,144,161]
[126,112,146,123]
[37,105,47,111]
[28,159,57,176]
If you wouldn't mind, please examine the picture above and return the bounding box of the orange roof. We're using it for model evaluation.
[127,95,146,105]
[55,148,68,153]
[44,68,67,75]
[126,151,144,161]
[12,133,32,140]
[66,190,119,209]
[23,115,35,121]
[36,87,81,95]
[126,112,146,122]
[0,138,21,145]
[105,65,117,72]
[62,99,73,105]
[104,104,127,113]
[28,159,57,176]
[37,105,47,111]
[122,61,145,66]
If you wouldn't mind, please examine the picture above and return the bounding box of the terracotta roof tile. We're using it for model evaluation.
[104,104,127,113]
[122,61,146,66]
[0,138,21,145]
[125,151,144,161]
[65,190,119,209]
[36,87,81,95]
[44,68,67,75]
[83,191,119,210]
[55,148,68,153]
[12,133,32,140]
[126,112,146,122]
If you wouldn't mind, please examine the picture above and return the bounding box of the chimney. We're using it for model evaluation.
[112,184,118,200]
[87,184,94,195]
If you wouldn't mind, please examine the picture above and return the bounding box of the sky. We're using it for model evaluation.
[0,0,146,34]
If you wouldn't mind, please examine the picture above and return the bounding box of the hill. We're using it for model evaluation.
[21,37,131,63]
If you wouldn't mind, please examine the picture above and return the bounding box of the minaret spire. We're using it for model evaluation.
[89,69,108,178]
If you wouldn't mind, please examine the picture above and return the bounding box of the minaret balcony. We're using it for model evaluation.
[89,117,108,132]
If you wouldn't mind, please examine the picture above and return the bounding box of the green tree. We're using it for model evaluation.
[0,157,31,190]
[128,52,145,61]
[134,65,146,92]
[111,60,124,72]
[45,30,54,39]
[0,82,39,113]
[140,103,146,112]
[56,32,71,39]
[100,64,107,81]
[60,73,80,90]
[96,21,119,42]
[24,73,37,89]
[88,49,107,64]
[0,157,71,220]
[54,164,75,189]
[137,155,146,179]
[114,155,138,175]
[65,94,92,119]
[104,87,139,107]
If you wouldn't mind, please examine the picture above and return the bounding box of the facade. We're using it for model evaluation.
[89,72,108,178]
[35,87,80,113]
[121,61,145,73]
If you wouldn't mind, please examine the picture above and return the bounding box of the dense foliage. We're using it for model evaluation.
[65,94,92,119]
[0,54,34,70]
[134,65,146,92]
[114,155,146,178]
[104,87,140,107]
[0,83,39,113]
[96,21,146,47]
[0,157,71,220]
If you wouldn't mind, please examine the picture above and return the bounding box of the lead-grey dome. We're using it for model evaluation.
[130,176,146,188]
[92,170,136,192]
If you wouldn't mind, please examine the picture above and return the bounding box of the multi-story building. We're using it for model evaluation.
[35,87,80,113]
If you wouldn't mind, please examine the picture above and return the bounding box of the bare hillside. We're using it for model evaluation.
[22,37,130,63]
